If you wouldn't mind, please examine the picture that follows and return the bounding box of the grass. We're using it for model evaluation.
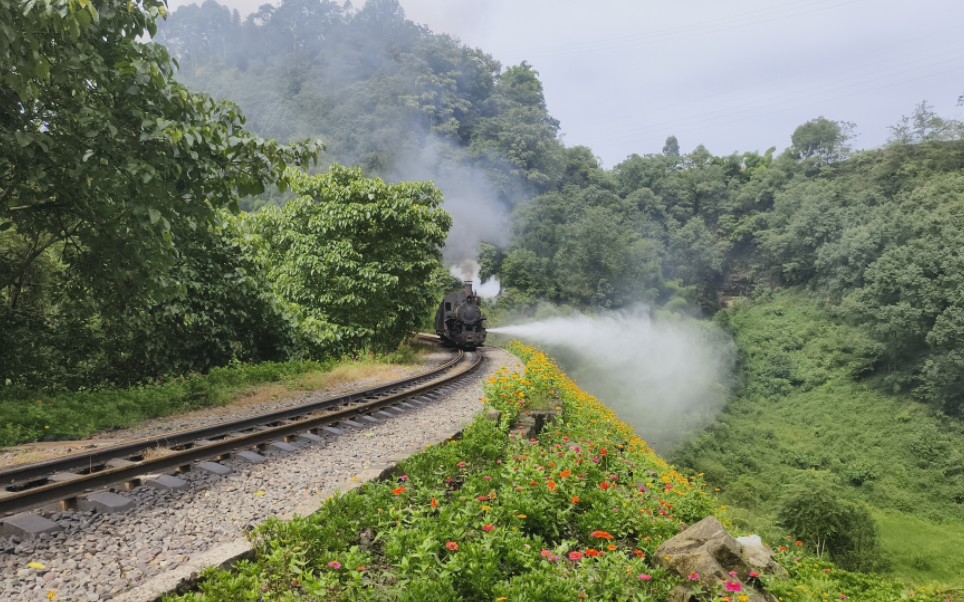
[876,511,964,588]
[0,342,432,450]
[671,290,964,590]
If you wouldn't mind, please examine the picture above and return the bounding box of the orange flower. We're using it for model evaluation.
[590,530,614,540]
[607,545,617,551]
[431,498,439,509]
[633,549,646,558]
[560,470,572,479]
[547,481,557,491]
[571,496,581,504]
[585,548,602,558]
[392,486,406,495]
[795,540,804,547]
[446,542,459,552]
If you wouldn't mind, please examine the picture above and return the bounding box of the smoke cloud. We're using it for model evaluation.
[389,135,511,265]
[489,306,736,452]
[449,260,501,299]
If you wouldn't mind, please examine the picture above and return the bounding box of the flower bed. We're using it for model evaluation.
[169,343,954,601]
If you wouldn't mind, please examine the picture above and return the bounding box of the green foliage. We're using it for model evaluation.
[0,0,317,388]
[243,165,450,356]
[790,116,855,164]
[0,359,328,447]
[672,291,964,587]
[777,477,884,572]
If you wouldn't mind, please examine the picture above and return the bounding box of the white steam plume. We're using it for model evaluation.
[389,135,511,265]
[489,306,735,452]
[449,260,501,299]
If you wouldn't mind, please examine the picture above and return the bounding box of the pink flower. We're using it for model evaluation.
[725,581,743,593]
[569,551,584,561]
[728,571,738,578]
[687,572,701,581]
[445,542,459,552]
[541,550,552,558]
[638,574,652,581]
[482,524,495,533]
[749,571,761,579]
[327,561,342,570]
[399,475,409,481]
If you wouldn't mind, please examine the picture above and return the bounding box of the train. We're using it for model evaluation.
[435,281,487,349]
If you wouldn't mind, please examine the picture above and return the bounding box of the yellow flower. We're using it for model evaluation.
[517,514,527,519]
[28,562,46,570]
[48,592,57,601]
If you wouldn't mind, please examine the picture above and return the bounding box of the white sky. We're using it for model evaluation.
[166,0,964,166]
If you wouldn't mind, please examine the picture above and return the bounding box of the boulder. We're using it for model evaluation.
[655,517,782,602]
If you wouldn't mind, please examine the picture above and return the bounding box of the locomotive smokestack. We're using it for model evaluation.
[464,280,474,298]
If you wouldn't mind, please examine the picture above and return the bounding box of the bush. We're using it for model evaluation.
[777,477,885,572]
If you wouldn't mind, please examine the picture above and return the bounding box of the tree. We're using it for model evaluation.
[0,0,317,312]
[888,100,964,144]
[247,166,451,355]
[662,135,680,156]
[0,0,317,386]
[777,478,884,572]
[790,117,854,164]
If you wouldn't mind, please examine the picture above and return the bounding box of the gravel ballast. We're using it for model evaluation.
[0,347,518,602]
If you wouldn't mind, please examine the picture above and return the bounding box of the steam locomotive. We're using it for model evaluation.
[435,281,487,349]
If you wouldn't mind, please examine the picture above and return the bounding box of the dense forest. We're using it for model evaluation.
[3,0,964,587]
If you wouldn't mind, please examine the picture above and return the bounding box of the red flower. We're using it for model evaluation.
[392,487,406,496]
[600,482,611,491]
[568,551,583,561]
[482,524,495,533]
[446,542,459,552]
[590,530,614,540]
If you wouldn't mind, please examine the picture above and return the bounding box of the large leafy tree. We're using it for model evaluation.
[246,166,451,355]
[0,0,316,386]
[0,0,317,308]
[790,117,855,164]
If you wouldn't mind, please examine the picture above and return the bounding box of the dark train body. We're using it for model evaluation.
[435,281,487,349]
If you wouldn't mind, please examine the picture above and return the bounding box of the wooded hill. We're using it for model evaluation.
[156,0,964,418]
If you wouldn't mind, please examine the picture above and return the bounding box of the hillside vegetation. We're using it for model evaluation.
[169,344,955,601]
[673,291,964,587]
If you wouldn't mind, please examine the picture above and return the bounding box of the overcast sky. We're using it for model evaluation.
[166,0,964,166]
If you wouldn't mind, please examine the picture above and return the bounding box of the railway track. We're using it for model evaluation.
[0,341,482,522]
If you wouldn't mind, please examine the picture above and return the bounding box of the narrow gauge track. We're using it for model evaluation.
[0,340,481,519]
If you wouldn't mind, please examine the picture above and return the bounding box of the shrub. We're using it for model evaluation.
[777,477,884,572]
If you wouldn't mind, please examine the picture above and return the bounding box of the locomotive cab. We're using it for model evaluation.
[435,281,487,348]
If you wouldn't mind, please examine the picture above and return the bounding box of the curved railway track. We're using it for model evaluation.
[0,340,482,521]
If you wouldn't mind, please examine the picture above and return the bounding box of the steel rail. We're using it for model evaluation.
[0,350,482,517]
[0,337,455,487]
